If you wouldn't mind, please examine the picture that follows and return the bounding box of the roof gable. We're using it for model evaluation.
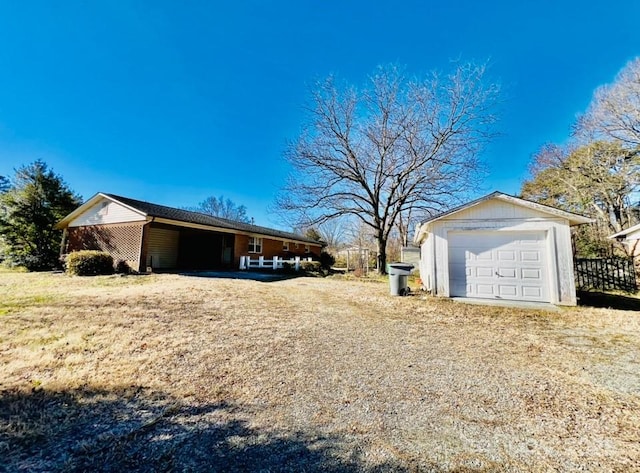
[421,191,593,226]
[67,196,147,227]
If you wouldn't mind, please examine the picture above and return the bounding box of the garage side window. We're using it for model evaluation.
[248,237,262,253]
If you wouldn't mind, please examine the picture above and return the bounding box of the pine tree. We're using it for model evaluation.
[0,161,81,270]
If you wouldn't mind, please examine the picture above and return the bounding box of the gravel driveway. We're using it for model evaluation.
[1,272,638,472]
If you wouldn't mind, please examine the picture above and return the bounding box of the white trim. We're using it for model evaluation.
[55,193,147,229]
[609,222,640,239]
[546,227,560,304]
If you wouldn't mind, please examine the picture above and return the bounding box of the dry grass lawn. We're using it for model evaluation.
[0,271,639,472]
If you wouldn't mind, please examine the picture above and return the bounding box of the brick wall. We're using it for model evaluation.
[233,234,322,267]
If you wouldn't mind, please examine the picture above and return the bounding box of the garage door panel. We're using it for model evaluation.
[522,286,543,298]
[476,266,494,278]
[521,268,542,280]
[498,285,518,297]
[498,267,517,278]
[448,231,549,302]
[521,251,541,262]
[476,284,495,296]
[475,251,493,261]
[497,250,516,261]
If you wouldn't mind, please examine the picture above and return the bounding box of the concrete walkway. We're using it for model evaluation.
[451,297,560,312]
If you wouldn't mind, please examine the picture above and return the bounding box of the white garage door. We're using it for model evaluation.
[448,231,550,302]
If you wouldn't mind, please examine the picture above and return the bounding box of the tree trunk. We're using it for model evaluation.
[377,235,387,275]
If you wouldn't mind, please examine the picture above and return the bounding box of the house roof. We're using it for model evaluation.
[609,222,640,240]
[57,192,324,246]
[419,191,593,227]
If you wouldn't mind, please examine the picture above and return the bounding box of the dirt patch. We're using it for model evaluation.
[1,272,639,471]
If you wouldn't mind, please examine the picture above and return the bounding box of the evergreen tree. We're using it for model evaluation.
[0,161,81,270]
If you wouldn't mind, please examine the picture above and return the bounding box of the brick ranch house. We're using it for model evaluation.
[56,193,324,272]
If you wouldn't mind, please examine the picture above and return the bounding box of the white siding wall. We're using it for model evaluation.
[441,199,552,221]
[146,227,180,269]
[69,199,145,227]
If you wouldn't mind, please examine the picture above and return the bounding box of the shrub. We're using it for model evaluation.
[115,260,132,274]
[300,260,322,272]
[66,250,114,276]
[280,262,296,274]
[318,251,336,270]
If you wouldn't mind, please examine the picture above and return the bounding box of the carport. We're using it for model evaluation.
[143,223,234,271]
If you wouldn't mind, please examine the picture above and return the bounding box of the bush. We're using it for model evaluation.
[300,260,322,272]
[66,251,114,276]
[318,251,336,270]
[115,260,132,274]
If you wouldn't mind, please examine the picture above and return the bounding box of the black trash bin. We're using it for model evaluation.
[388,262,414,296]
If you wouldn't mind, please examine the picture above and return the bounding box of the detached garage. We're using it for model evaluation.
[414,192,592,306]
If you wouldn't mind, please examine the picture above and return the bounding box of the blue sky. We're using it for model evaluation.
[0,1,638,227]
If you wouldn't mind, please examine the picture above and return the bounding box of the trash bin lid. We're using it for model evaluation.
[388,262,414,270]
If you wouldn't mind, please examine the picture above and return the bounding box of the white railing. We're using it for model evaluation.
[239,255,312,271]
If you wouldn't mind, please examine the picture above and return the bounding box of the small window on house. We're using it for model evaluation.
[283,241,289,251]
[248,237,262,253]
[295,243,299,249]
[305,245,310,253]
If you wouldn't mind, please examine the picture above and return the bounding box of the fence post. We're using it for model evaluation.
[295,256,300,271]
[273,256,278,271]
[239,256,246,270]
[259,256,264,268]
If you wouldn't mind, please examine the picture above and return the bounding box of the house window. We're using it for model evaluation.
[305,245,310,253]
[248,237,262,253]
[283,241,289,251]
[295,243,299,249]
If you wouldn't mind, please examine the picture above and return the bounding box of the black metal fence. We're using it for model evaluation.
[574,257,638,293]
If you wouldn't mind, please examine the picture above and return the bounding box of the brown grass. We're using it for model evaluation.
[1,271,639,472]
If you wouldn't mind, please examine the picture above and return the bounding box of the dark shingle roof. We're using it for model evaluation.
[103,193,323,245]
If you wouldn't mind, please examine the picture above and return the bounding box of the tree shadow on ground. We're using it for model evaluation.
[178,270,303,283]
[577,291,640,311]
[0,385,406,472]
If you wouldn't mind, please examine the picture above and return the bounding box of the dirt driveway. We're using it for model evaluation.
[1,272,639,472]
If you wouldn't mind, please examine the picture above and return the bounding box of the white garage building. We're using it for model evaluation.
[413,192,592,306]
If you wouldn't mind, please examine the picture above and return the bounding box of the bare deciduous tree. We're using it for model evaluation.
[576,57,640,147]
[316,220,347,251]
[186,195,250,223]
[276,63,500,273]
